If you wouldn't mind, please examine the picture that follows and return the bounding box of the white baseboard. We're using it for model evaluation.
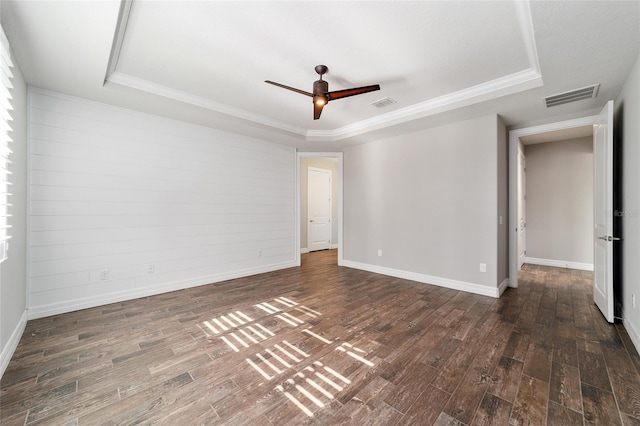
[1,310,27,379]
[524,256,594,271]
[28,261,297,320]
[498,278,509,295]
[301,245,338,254]
[623,312,640,356]
[342,260,501,298]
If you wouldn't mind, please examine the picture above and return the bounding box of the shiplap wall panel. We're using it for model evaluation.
[28,89,296,318]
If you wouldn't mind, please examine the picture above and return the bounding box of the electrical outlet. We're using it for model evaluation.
[257,249,262,257]
[479,263,487,273]
[377,249,383,257]
[146,264,155,274]
[499,216,503,225]
[99,269,109,280]
[633,294,636,309]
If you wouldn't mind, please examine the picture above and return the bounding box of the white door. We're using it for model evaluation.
[517,151,526,269]
[593,100,615,323]
[307,167,332,252]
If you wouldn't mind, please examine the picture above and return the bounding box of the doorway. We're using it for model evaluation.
[509,104,617,323]
[519,128,594,271]
[509,115,600,288]
[296,152,343,266]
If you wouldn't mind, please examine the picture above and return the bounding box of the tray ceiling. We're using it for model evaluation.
[2,1,638,147]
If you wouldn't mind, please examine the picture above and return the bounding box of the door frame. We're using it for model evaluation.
[296,152,343,266]
[509,115,599,288]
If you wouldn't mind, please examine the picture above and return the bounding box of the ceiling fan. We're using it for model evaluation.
[265,65,381,120]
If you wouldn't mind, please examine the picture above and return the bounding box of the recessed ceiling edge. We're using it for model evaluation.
[103,0,543,143]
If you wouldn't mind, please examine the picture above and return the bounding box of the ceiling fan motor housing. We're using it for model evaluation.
[313,79,329,96]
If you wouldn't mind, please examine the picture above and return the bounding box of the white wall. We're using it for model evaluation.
[343,114,506,297]
[28,89,296,318]
[300,157,338,251]
[524,137,594,267]
[0,42,28,377]
[616,48,640,351]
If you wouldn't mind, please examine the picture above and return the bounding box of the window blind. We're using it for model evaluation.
[0,27,14,262]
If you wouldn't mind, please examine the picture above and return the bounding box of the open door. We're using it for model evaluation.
[593,100,615,323]
[517,151,526,269]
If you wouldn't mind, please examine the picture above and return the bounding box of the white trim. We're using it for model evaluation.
[308,68,542,142]
[103,0,133,83]
[623,313,640,355]
[509,114,600,288]
[514,0,541,75]
[1,310,27,379]
[498,278,510,296]
[524,257,594,271]
[294,153,301,265]
[108,67,542,144]
[103,1,541,143]
[27,260,296,320]
[296,152,343,267]
[26,87,33,320]
[342,260,502,298]
[301,245,338,254]
[106,71,306,137]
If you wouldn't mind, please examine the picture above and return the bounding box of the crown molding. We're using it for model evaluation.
[104,0,543,143]
[103,0,133,83]
[307,68,543,142]
[105,71,307,137]
[514,0,541,75]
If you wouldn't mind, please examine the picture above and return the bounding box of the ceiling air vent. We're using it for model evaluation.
[544,84,599,108]
[371,97,397,108]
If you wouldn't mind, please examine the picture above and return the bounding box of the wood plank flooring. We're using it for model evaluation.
[2,250,640,425]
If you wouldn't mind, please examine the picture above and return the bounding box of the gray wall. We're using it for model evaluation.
[300,157,339,250]
[0,44,28,373]
[497,118,508,284]
[616,47,640,349]
[343,114,504,291]
[524,137,594,264]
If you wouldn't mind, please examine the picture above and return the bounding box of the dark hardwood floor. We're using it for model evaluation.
[2,250,640,425]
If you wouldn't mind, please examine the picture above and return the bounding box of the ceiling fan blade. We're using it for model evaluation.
[265,80,313,97]
[314,101,325,120]
[326,84,380,101]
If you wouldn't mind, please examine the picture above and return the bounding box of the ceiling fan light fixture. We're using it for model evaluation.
[265,65,380,120]
[314,95,327,106]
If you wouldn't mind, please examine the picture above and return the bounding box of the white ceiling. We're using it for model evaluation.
[1,1,639,149]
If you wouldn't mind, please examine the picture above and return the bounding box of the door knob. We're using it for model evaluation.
[598,235,621,241]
